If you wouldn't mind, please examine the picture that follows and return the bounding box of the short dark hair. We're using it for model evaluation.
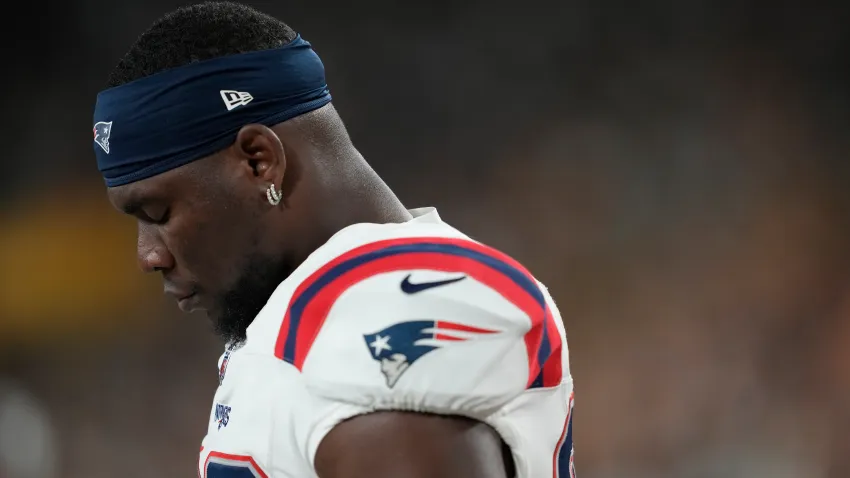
[107,1,297,88]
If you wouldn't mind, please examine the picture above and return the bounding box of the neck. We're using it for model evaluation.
[288,150,412,270]
[339,157,413,225]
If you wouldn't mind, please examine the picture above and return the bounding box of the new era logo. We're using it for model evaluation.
[220,90,253,111]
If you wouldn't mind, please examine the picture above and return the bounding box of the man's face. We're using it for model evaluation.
[106,154,291,343]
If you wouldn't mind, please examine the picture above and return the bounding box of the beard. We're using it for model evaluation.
[208,251,293,344]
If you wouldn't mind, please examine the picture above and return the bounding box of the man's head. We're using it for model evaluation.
[99,2,356,343]
[106,1,296,88]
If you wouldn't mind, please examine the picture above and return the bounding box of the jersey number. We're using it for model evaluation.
[203,452,268,478]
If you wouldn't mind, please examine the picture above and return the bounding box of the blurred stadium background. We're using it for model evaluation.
[1,1,848,477]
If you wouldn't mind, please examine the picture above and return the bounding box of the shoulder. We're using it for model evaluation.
[278,232,564,407]
[243,210,567,391]
[283,231,569,471]
[236,210,571,472]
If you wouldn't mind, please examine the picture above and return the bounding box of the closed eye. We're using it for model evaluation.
[125,201,170,225]
[154,208,170,225]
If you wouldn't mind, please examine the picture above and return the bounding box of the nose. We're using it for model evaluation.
[136,222,174,273]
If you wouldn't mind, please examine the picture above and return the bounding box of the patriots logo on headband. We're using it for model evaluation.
[363,320,498,388]
[93,121,113,154]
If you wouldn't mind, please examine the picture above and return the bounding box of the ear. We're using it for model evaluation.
[232,123,287,191]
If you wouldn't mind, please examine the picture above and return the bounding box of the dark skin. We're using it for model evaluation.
[106,105,514,477]
[315,411,515,478]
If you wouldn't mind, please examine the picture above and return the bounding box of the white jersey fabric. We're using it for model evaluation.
[198,208,575,478]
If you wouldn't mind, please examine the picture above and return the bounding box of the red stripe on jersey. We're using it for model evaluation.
[553,391,575,478]
[541,307,563,387]
[436,320,500,334]
[204,452,268,478]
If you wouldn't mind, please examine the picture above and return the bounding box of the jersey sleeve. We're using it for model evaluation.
[273,237,566,466]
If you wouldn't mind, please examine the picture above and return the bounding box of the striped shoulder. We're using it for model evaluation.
[273,236,564,391]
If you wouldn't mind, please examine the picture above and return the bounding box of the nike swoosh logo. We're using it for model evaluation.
[400,274,467,294]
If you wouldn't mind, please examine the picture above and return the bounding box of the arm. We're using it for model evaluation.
[315,411,515,478]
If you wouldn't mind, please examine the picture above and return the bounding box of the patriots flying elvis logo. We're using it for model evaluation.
[93,121,112,154]
[363,320,499,388]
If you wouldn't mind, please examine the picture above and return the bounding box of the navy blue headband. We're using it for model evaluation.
[92,35,332,187]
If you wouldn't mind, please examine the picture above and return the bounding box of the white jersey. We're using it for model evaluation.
[198,208,575,478]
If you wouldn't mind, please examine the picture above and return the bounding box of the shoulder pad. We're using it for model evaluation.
[273,237,565,417]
